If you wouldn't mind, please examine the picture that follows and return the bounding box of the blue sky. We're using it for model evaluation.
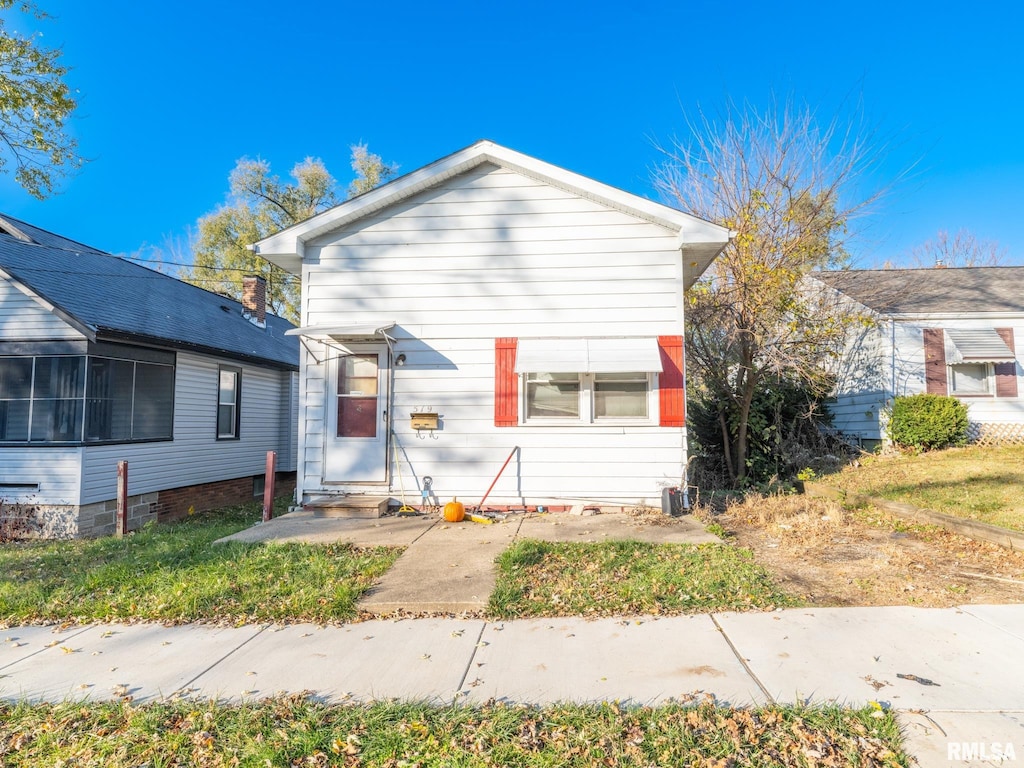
[4,0,1023,267]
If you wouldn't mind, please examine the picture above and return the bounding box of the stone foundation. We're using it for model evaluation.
[2,472,297,539]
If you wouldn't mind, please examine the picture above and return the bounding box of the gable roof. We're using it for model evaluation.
[253,140,732,287]
[0,214,298,369]
[813,266,1024,316]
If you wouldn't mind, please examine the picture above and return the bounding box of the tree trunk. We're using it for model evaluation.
[718,409,736,483]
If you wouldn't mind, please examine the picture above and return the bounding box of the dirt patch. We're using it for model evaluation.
[706,495,1024,607]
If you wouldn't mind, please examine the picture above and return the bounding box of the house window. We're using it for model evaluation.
[523,371,653,423]
[217,367,241,439]
[949,363,991,396]
[594,372,650,419]
[0,354,174,444]
[525,372,582,419]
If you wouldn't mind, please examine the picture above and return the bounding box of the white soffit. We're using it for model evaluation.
[515,338,662,373]
[944,328,1016,364]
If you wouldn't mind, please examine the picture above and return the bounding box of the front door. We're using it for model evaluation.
[324,345,389,483]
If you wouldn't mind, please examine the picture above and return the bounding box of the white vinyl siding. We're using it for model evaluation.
[296,165,686,504]
[0,446,82,505]
[0,278,85,341]
[79,352,293,504]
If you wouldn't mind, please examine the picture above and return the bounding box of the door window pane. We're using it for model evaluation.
[594,373,649,419]
[339,354,378,395]
[337,354,378,438]
[526,372,581,418]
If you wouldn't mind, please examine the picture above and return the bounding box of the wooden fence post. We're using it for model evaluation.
[116,461,128,537]
[262,451,277,523]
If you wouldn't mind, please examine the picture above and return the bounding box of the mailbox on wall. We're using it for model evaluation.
[410,412,439,430]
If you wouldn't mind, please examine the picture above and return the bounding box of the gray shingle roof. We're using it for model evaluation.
[0,214,298,369]
[813,266,1024,315]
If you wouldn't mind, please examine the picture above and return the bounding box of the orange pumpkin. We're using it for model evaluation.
[443,497,465,522]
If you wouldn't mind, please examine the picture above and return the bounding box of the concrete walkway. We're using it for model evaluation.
[1,606,1022,766]
[219,509,720,614]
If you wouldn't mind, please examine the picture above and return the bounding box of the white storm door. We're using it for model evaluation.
[324,346,389,482]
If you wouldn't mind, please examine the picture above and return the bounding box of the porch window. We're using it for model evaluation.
[217,366,241,439]
[0,354,174,444]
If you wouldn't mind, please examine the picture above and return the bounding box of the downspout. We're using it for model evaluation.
[679,245,690,510]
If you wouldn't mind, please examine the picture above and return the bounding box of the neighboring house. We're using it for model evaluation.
[813,267,1024,447]
[0,214,299,537]
[252,140,731,512]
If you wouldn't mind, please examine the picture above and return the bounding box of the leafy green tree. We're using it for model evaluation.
[185,145,397,323]
[0,1,81,198]
[656,97,885,485]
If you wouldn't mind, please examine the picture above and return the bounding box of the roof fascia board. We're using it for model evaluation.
[887,311,1024,323]
[0,264,97,342]
[253,140,731,266]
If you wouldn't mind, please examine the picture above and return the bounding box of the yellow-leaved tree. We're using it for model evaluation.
[655,97,887,486]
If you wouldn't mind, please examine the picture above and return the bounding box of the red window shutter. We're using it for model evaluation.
[922,328,948,395]
[494,338,518,427]
[658,335,685,426]
[995,328,1018,398]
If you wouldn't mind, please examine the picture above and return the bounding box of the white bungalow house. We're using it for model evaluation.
[812,267,1024,447]
[0,214,299,537]
[253,140,731,513]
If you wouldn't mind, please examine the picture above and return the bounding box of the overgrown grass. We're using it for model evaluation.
[828,445,1024,532]
[489,540,800,618]
[0,502,401,625]
[0,695,909,767]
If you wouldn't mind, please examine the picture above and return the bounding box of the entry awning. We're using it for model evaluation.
[944,328,1016,364]
[514,337,663,373]
[285,322,396,342]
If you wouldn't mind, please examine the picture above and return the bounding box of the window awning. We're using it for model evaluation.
[514,337,663,373]
[944,328,1016,364]
[285,322,396,342]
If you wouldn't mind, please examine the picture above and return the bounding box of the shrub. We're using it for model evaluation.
[888,394,968,450]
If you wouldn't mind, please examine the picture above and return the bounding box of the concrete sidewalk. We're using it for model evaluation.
[219,509,721,615]
[2,605,1022,766]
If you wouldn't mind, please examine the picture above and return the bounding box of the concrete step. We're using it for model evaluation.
[306,495,390,519]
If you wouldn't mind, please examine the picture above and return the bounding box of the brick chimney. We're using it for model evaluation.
[241,275,267,328]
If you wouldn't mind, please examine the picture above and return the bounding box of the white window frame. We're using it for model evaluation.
[520,371,657,425]
[949,362,993,396]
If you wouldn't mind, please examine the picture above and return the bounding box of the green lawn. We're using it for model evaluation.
[489,539,800,618]
[827,445,1024,532]
[0,502,401,625]
[0,696,909,767]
